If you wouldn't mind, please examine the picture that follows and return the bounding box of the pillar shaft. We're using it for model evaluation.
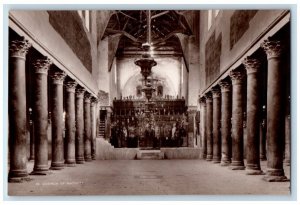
[8,38,31,182]
[205,93,213,161]
[212,87,221,163]
[90,98,98,160]
[229,69,245,170]
[261,38,288,181]
[31,57,52,175]
[259,118,267,160]
[219,80,232,166]
[284,114,291,165]
[75,87,85,164]
[200,97,207,159]
[243,57,263,175]
[29,118,35,161]
[65,80,77,166]
[50,71,66,170]
[84,93,92,161]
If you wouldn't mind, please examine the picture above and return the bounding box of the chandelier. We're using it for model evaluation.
[134,10,157,80]
[134,10,157,103]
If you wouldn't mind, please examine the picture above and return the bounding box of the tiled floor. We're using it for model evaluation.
[7,159,291,197]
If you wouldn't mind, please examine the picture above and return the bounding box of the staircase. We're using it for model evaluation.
[99,120,106,138]
[137,149,164,160]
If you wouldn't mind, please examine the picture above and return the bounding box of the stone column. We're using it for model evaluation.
[260,107,267,160]
[261,38,288,181]
[90,97,98,160]
[219,79,232,166]
[200,97,207,159]
[284,113,291,166]
[75,87,85,164]
[243,57,263,175]
[8,37,31,182]
[31,57,52,175]
[212,86,221,163]
[29,109,35,161]
[229,69,245,170]
[84,92,92,161]
[64,79,77,166]
[49,71,66,170]
[205,92,213,161]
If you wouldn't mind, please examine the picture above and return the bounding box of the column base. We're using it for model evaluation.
[206,154,213,161]
[246,163,264,175]
[84,156,92,162]
[230,161,245,170]
[220,161,231,166]
[31,164,49,175]
[263,175,289,182]
[65,163,76,167]
[212,157,221,163]
[263,168,289,182]
[8,169,28,180]
[76,158,85,164]
[30,170,50,175]
[220,156,231,166]
[50,162,65,170]
[229,166,245,170]
[65,159,76,167]
[202,154,207,159]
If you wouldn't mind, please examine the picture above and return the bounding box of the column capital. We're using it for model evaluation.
[205,92,212,102]
[243,57,261,75]
[229,69,245,85]
[9,37,31,59]
[219,79,232,92]
[33,57,52,74]
[75,87,86,98]
[84,92,91,103]
[65,79,78,93]
[50,71,66,85]
[261,37,283,59]
[91,97,98,104]
[199,96,206,105]
[211,86,221,98]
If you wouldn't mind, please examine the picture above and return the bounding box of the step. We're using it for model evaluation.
[136,150,164,160]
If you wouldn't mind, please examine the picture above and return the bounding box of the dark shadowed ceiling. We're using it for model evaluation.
[102,10,194,57]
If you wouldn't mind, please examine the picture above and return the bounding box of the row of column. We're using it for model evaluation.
[8,37,98,182]
[199,38,290,182]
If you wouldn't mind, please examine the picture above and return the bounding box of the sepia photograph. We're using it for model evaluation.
[4,4,295,200]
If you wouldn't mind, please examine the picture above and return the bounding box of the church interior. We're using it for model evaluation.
[6,9,292,196]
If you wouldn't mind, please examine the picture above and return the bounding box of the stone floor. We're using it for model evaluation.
[7,159,291,197]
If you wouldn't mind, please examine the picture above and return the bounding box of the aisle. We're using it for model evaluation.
[8,159,290,196]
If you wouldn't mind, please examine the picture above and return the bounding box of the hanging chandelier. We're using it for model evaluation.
[134,10,157,80]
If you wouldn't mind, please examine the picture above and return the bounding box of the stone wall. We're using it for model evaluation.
[199,10,286,93]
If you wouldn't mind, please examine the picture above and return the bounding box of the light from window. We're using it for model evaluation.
[77,10,83,18]
[85,10,90,31]
[78,10,90,32]
[208,10,212,30]
[215,10,220,17]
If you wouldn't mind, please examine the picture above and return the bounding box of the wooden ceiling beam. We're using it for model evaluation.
[152,29,183,45]
[106,28,142,43]
[151,11,169,19]
[118,11,139,22]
